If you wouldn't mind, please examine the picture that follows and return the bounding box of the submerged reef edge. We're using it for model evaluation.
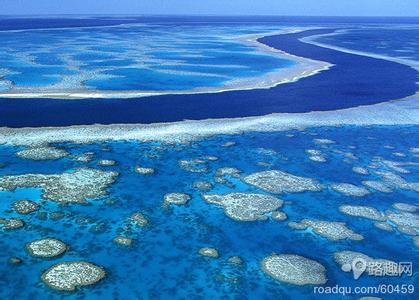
[1,94,418,146]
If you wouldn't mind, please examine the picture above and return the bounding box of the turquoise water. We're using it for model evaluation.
[0,23,295,93]
[0,125,418,299]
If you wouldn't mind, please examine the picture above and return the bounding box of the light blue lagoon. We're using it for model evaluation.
[0,126,418,299]
[0,23,297,95]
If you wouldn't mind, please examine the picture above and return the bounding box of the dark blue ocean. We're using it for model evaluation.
[0,16,417,127]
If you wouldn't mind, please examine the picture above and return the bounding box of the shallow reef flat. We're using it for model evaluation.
[261,254,327,285]
[41,261,106,292]
[0,125,418,299]
[202,192,283,221]
[26,238,67,258]
[0,217,25,230]
[16,145,69,160]
[288,219,363,241]
[243,170,322,194]
[0,23,322,99]
[334,251,398,277]
[0,168,118,204]
[199,247,220,258]
[339,205,385,221]
[385,211,419,235]
[337,202,419,237]
[164,193,191,206]
[13,199,40,214]
[392,202,417,213]
[330,183,370,197]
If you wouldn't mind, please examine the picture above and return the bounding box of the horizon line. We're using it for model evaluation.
[1,14,419,18]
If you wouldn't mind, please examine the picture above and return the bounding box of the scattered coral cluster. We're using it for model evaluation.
[0,132,417,296]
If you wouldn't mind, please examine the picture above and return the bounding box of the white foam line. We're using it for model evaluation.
[1,94,418,146]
